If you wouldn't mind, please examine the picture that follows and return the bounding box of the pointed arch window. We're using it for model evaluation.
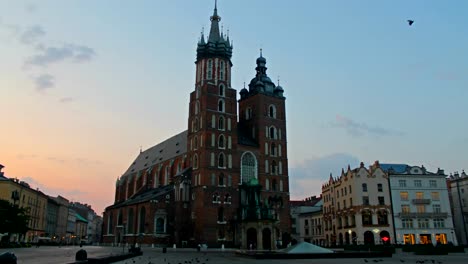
[241,152,258,183]
[218,99,225,112]
[218,153,225,168]
[218,173,225,186]
[245,107,252,120]
[218,207,225,222]
[269,126,276,139]
[272,179,277,191]
[207,59,213,79]
[194,136,198,150]
[219,83,225,96]
[271,160,277,175]
[218,134,225,149]
[218,116,225,130]
[219,61,225,81]
[195,101,200,115]
[271,143,277,156]
[193,154,198,169]
[269,105,277,118]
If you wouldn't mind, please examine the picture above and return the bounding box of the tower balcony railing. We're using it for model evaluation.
[412,199,431,205]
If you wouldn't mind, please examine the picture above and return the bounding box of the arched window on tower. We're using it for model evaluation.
[207,59,213,79]
[271,160,277,175]
[218,134,225,149]
[269,126,276,139]
[269,105,277,118]
[271,143,277,156]
[272,179,278,191]
[195,101,200,115]
[218,99,225,112]
[219,83,225,96]
[194,118,199,132]
[193,154,198,169]
[219,61,225,81]
[241,152,258,183]
[218,207,225,222]
[194,136,198,150]
[218,116,225,130]
[218,153,225,168]
[245,107,252,120]
[218,173,225,186]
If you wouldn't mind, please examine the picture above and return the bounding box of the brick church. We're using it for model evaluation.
[103,3,291,250]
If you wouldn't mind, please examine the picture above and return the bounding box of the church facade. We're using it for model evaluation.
[102,4,291,249]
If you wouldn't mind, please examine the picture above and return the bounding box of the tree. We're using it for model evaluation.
[0,199,30,241]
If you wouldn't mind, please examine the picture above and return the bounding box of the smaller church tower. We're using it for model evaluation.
[238,52,290,247]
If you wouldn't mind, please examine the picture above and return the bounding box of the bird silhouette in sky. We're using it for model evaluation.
[407,20,414,26]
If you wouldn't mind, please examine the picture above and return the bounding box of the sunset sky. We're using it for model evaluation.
[1,0,467,214]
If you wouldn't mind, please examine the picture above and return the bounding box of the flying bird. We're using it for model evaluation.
[407,20,414,26]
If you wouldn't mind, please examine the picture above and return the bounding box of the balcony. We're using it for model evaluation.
[412,199,431,205]
[398,212,448,218]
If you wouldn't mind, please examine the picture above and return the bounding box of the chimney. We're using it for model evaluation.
[0,164,4,176]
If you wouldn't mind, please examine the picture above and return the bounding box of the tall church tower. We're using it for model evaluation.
[187,2,239,243]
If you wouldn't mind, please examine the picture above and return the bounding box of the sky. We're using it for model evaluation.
[1,0,467,214]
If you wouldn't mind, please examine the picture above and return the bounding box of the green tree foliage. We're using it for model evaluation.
[0,199,30,236]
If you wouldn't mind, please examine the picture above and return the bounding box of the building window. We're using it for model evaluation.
[269,105,276,118]
[431,192,440,201]
[362,196,369,205]
[218,207,225,222]
[362,210,372,225]
[195,101,200,115]
[416,192,424,199]
[218,116,225,130]
[219,61,225,81]
[416,205,426,213]
[400,192,409,201]
[429,180,437,188]
[218,174,225,186]
[377,210,388,225]
[272,179,278,191]
[265,179,270,190]
[219,83,225,96]
[193,154,198,169]
[210,152,215,166]
[378,196,385,205]
[402,219,413,228]
[350,198,353,207]
[378,184,383,192]
[414,180,422,187]
[156,217,165,234]
[271,143,277,156]
[218,99,225,112]
[271,160,277,174]
[241,152,258,183]
[269,126,276,139]
[218,134,225,149]
[194,136,198,149]
[432,204,441,213]
[433,219,445,228]
[401,205,410,213]
[399,180,407,187]
[218,153,225,168]
[349,185,352,194]
[228,175,232,187]
[211,174,216,186]
[212,192,220,203]
[245,107,252,120]
[418,219,429,229]
[362,183,368,192]
[207,59,213,79]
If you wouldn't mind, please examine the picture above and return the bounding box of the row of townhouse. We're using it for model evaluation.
[0,164,102,244]
[295,161,459,246]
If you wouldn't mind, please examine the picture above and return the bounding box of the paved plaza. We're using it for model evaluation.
[2,246,467,264]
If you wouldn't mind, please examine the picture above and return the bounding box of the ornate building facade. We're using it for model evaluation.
[102,4,291,249]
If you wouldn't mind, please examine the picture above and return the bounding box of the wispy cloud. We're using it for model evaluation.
[33,73,55,91]
[331,114,404,137]
[25,43,96,68]
[19,25,45,45]
[47,156,66,164]
[290,153,361,199]
[16,153,38,160]
[59,97,75,103]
